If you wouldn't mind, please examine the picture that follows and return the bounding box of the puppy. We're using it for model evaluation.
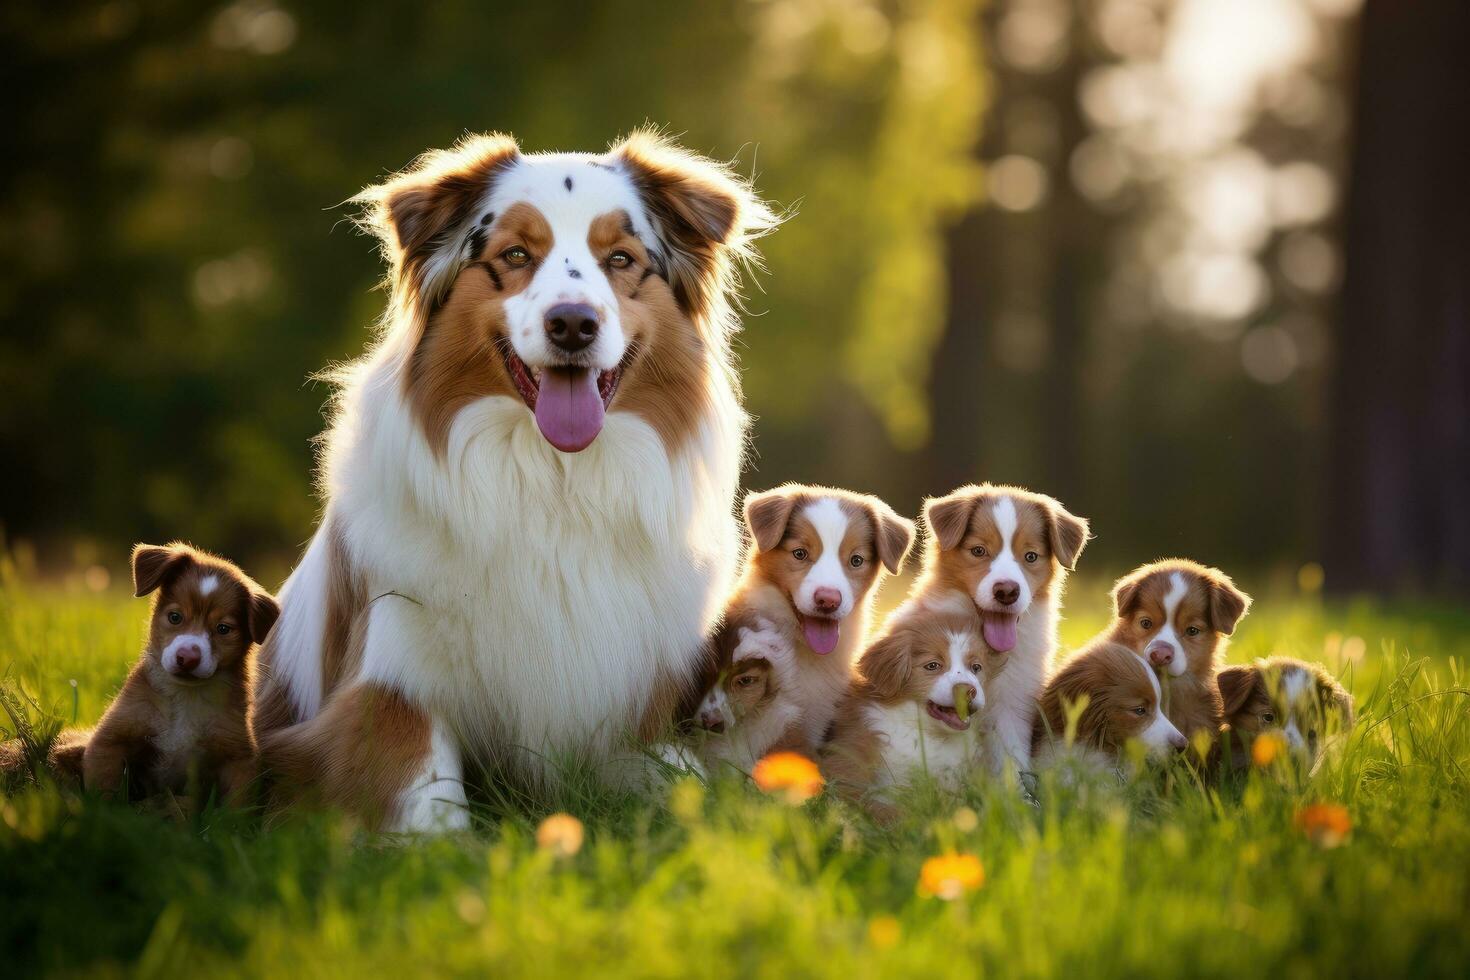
[914,484,1089,774]
[686,623,801,772]
[1217,656,1354,770]
[37,543,278,804]
[824,608,994,808]
[715,484,916,753]
[1032,641,1188,769]
[1106,560,1251,746]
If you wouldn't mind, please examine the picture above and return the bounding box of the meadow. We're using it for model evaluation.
[2,554,1468,978]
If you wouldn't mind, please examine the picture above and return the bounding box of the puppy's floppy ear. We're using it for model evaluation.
[247,590,282,645]
[1317,672,1355,730]
[612,128,778,321]
[1041,496,1090,571]
[1217,664,1260,718]
[354,133,521,312]
[744,488,798,553]
[1110,569,1145,619]
[131,543,193,598]
[868,499,916,574]
[1206,572,1252,636]
[923,490,977,552]
[859,628,914,701]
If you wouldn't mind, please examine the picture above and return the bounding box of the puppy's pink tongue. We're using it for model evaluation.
[534,367,604,453]
[982,612,1018,653]
[802,616,840,655]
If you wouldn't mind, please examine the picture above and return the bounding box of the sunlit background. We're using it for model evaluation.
[2,0,1464,596]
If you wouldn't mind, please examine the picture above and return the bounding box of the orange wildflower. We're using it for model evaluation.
[1252,731,1286,767]
[1294,802,1352,848]
[751,751,825,804]
[917,853,985,900]
[535,812,585,857]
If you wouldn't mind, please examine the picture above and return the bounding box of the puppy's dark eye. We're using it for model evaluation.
[1262,712,1275,724]
[970,663,983,674]
[849,554,864,568]
[1024,551,1039,563]
[1132,706,1147,716]
[608,250,633,269]
[167,611,183,626]
[216,623,233,636]
[1139,618,1153,631]
[1186,626,1201,637]
[792,548,808,562]
[970,546,987,558]
[502,246,531,267]
[924,661,941,672]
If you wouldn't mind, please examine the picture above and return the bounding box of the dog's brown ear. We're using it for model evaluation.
[1042,497,1090,571]
[1110,569,1145,619]
[247,590,282,645]
[923,491,977,552]
[612,129,777,321]
[859,628,914,701]
[1317,673,1355,730]
[131,543,193,598]
[355,133,521,312]
[1206,572,1252,636]
[1217,664,1259,718]
[743,488,799,553]
[868,499,916,574]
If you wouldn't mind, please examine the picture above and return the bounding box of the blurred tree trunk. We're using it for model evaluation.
[1326,0,1470,595]
[928,210,996,493]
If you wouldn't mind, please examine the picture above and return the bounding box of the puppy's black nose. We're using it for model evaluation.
[993,580,1020,606]
[545,303,599,352]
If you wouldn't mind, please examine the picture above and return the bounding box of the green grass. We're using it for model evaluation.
[3,555,1469,978]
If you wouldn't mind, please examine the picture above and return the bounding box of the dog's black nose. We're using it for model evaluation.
[545,303,599,352]
[993,580,1021,606]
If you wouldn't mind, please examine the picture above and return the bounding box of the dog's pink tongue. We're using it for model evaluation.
[534,367,604,453]
[982,612,1019,653]
[802,616,840,655]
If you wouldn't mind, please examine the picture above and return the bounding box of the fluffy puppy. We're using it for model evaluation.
[1032,642,1188,769]
[686,624,801,772]
[1106,560,1251,746]
[1217,656,1354,770]
[24,544,278,804]
[914,484,1090,774]
[717,484,915,753]
[824,608,995,808]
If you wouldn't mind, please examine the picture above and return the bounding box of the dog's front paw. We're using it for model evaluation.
[732,621,791,665]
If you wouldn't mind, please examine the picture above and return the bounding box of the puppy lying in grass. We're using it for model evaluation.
[1032,641,1188,771]
[1,543,278,807]
[1217,656,1354,771]
[686,622,801,773]
[823,607,996,817]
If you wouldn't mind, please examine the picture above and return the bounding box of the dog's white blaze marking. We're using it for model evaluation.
[1135,653,1184,753]
[390,720,470,833]
[976,495,1033,613]
[199,575,218,596]
[1283,667,1311,705]
[797,497,855,618]
[930,630,984,709]
[489,158,657,376]
[160,632,215,678]
[1153,571,1190,677]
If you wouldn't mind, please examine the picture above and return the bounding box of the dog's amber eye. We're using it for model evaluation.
[216,622,233,635]
[849,554,864,568]
[502,246,531,267]
[1186,626,1201,637]
[1139,618,1153,630]
[970,546,987,558]
[1024,551,1039,563]
[167,611,183,626]
[608,250,633,269]
[970,662,983,674]
[792,548,808,562]
[924,661,941,672]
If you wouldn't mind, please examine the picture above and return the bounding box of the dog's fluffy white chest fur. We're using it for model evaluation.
[864,701,981,790]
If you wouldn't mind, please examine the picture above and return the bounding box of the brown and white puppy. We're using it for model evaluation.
[913,484,1089,774]
[824,608,995,807]
[1217,656,1354,770]
[1106,560,1251,746]
[1032,641,1188,768]
[716,484,916,754]
[35,543,278,805]
[685,623,800,772]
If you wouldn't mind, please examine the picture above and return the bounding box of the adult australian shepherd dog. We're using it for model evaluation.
[256,130,776,831]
